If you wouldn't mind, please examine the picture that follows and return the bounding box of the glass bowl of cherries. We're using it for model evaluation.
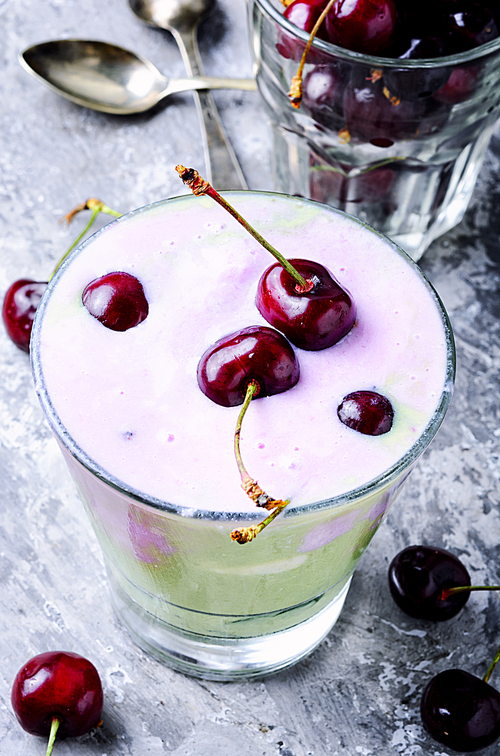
[248,0,500,261]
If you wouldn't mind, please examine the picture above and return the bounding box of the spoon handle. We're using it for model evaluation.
[165,76,257,95]
[171,26,248,190]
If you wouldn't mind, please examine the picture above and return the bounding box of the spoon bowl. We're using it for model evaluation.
[129,0,247,188]
[130,0,214,34]
[20,39,256,115]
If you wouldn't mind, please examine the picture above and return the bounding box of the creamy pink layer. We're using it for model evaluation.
[38,193,450,513]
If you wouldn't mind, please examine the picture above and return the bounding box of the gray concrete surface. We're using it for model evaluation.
[2,0,500,753]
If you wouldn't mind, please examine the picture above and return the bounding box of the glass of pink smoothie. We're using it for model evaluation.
[31,191,455,679]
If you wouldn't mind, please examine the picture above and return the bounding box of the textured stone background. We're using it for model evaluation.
[2,0,500,754]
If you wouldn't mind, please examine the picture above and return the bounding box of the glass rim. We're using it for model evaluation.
[252,0,500,69]
[31,190,456,522]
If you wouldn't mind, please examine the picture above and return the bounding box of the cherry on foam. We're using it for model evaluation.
[388,545,471,621]
[256,258,355,351]
[324,0,397,55]
[421,669,500,752]
[197,323,299,542]
[11,651,103,754]
[197,325,300,407]
[82,271,149,331]
[337,390,394,435]
[2,279,47,352]
[2,199,122,352]
[175,166,357,354]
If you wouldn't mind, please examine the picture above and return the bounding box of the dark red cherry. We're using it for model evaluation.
[302,64,345,128]
[444,3,499,53]
[277,0,330,61]
[343,77,448,146]
[284,0,330,39]
[284,0,326,34]
[256,259,355,351]
[337,390,393,435]
[383,35,451,100]
[279,0,499,60]
[343,77,422,144]
[82,271,149,331]
[388,545,471,621]
[197,325,300,407]
[325,0,397,54]
[385,32,447,60]
[421,669,500,752]
[383,66,451,102]
[2,279,47,352]
[435,65,479,105]
[11,651,103,739]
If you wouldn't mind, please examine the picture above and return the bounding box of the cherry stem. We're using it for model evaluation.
[484,645,500,685]
[234,379,260,487]
[231,379,289,544]
[439,585,500,601]
[45,716,61,756]
[231,504,289,545]
[49,198,122,281]
[175,165,312,292]
[288,0,339,108]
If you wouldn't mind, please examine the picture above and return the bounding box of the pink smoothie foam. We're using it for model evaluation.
[36,192,450,514]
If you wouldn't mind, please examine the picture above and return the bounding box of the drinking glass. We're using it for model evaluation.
[31,193,455,680]
[249,0,500,260]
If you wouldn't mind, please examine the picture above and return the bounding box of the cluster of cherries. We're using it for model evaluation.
[279,0,499,147]
[282,0,500,58]
[197,256,356,406]
[11,650,103,755]
[389,544,500,752]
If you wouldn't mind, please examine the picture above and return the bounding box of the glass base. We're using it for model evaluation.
[108,571,352,680]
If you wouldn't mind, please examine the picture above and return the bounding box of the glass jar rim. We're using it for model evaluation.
[31,191,456,522]
[253,0,500,69]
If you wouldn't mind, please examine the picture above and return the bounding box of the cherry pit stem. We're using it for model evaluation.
[230,380,289,544]
[288,0,339,108]
[484,645,500,685]
[439,584,500,601]
[46,717,61,756]
[175,165,312,292]
[439,583,500,678]
[50,199,121,281]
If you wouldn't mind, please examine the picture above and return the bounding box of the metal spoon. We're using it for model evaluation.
[20,40,257,116]
[129,0,247,189]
